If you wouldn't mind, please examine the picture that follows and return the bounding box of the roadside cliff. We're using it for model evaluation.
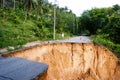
[2,43,120,80]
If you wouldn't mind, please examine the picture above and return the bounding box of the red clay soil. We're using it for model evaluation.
[2,43,120,80]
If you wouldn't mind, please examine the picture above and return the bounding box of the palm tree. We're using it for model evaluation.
[24,0,38,21]
[23,0,35,21]
[37,0,44,15]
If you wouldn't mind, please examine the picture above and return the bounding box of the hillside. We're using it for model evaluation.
[0,1,76,48]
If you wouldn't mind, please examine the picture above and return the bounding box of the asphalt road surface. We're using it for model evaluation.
[0,57,48,80]
[55,36,92,43]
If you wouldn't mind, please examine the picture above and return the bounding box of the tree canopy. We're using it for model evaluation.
[78,4,120,43]
[78,4,120,56]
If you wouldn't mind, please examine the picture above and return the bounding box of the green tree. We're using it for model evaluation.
[104,10,120,43]
[113,4,120,11]
[80,8,113,34]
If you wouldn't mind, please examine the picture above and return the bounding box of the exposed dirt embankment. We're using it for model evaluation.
[2,43,120,80]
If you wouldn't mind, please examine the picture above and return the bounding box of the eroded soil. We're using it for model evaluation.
[2,43,120,80]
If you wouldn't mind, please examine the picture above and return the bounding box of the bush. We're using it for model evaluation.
[91,35,120,57]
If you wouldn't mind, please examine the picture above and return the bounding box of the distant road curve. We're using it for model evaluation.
[55,36,92,43]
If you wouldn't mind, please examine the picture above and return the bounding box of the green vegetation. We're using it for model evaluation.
[91,35,120,57]
[78,4,120,57]
[0,1,120,57]
[0,0,76,48]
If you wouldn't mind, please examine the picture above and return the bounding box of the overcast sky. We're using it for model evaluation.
[48,0,120,16]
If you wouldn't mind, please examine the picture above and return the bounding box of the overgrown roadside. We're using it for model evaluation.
[0,35,75,54]
[91,35,120,58]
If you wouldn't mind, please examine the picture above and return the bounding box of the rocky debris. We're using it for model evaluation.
[0,40,46,54]
[0,48,8,53]
[2,43,120,80]
[23,41,42,48]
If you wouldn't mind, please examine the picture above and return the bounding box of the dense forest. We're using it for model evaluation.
[78,4,120,56]
[0,0,120,56]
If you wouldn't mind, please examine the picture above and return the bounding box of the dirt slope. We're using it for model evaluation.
[2,43,120,80]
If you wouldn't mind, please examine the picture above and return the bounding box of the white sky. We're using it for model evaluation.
[48,0,120,16]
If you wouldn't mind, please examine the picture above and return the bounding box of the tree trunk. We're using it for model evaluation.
[24,11,28,22]
[3,0,5,8]
[13,0,15,10]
